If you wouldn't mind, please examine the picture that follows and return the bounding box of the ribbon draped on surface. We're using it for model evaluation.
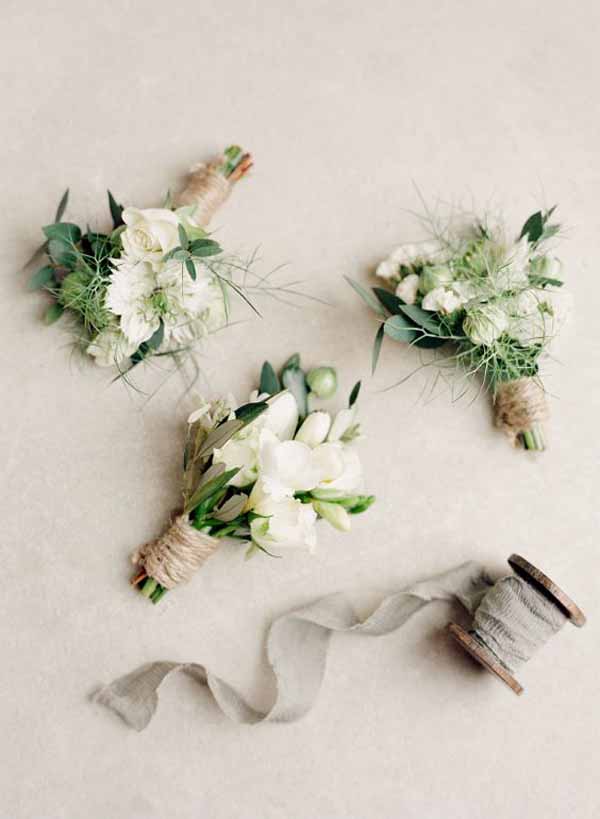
[94,561,493,731]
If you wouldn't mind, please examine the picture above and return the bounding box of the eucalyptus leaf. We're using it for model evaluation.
[519,211,544,244]
[185,258,197,280]
[28,265,55,291]
[54,189,69,223]
[43,222,81,245]
[348,380,361,407]
[398,303,446,336]
[107,190,124,228]
[372,324,385,373]
[372,287,404,315]
[146,321,165,350]
[345,275,386,315]
[44,303,64,324]
[190,239,221,257]
[281,353,300,370]
[383,314,420,343]
[178,223,189,250]
[235,401,269,424]
[197,419,245,460]
[259,361,280,395]
[47,238,77,268]
[197,462,226,490]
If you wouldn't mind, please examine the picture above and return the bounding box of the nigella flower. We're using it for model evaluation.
[106,256,224,348]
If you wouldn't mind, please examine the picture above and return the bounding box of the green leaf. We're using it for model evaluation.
[235,401,269,424]
[43,222,81,244]
[412,333,447,349]
[348,380,361,407]
[190,239,221,257]
[44,303,64,324]
[519,211,544,244]
[372,324,385,373]
[185,258,197,279]
[529,274,564,289]
[259,361,280,395]
[197,419,245,460]
[398,303,446,336]
[281,362,308,419]
[383,314,420,343]
[345,276,386,315]
[28,265,55,291]
[47,238,77,268]
[185,467,240,515]
[372,287,404,315]
[214,493,248,523]
[281,353,300,370]
[178,223,189,250]
[54,189,69,223]
[107,190,124,229]
[146,321,164,350]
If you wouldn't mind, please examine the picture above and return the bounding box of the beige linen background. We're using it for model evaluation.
[1,1,599,817]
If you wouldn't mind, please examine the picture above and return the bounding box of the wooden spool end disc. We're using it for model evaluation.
[448,622,524,695]
[448,554,586,696]
[507,554,586,627]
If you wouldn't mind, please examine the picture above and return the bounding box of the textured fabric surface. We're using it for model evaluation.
[95,561,493,729]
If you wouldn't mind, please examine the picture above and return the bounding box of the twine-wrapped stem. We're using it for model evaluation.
[494,377,549,451]
[174,145,252,227]
[131,514,221,604]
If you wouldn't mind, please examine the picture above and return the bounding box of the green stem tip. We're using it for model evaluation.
[520,424,546,452]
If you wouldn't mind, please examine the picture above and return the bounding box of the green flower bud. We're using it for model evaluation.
[312,500,351,532]
[306,366,338,399]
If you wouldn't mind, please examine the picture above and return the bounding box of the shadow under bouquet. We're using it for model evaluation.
[349,207,567,451]
[131,354,375,603]
[27,146,256,384]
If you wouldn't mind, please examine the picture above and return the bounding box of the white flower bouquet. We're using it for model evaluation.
[28,146,255,379]
[131,354,374,604]
[348,207,567,450]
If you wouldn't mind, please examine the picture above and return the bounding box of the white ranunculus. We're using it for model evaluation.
[389,241,442,266]
[419,264,454,294]
[328,407,357,442]
[463,303,508,346]
[312,500,351,532]
[120,207,181,265]
[395,273,420,305]
[375,259,399,281]
[421,286,465,315]
[249,492,317,552]
[86,324,137,367]
[106,257,221,348]
[295,412,331,447]
[312,443,363,494]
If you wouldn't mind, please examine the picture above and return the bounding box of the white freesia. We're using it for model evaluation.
[422,286,465,315]
[187,395,235,428]
[257,430,321,499]
[312,443,363,494]
[86,324,137,367]
[395,273,420,304]
[248,488,317,552]
[312,500,351,532]
[295,412,331,447]
[328,406,357,442]
[120,207,181,265]
[463,303,508,346]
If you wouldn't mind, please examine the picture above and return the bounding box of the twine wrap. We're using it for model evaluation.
[131,514,220,590]
[494,377,548,445]
[174,160,233,227]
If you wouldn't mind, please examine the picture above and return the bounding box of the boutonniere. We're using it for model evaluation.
[131,354,375,604]
[349,207,567,450]
[28,146,257,383]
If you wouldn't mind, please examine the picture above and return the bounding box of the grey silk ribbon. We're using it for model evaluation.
[94,561,494,731]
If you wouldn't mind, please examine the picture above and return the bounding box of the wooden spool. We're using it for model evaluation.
[448,553,586,695]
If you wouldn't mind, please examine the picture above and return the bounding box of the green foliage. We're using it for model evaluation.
[348,380,361,407]
[44,303,64,324]
[28,265,55,291]
[235,401,269,424]
[107,190,124,228]
[259,361,280,395]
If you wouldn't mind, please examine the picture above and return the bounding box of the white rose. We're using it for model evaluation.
[422,286,465,315]
[375,259,399,281]
[249,492,317,553]
[295,412,331,447]
[120,207,181,265]
[395,273,420,305]
[463,303,508,346]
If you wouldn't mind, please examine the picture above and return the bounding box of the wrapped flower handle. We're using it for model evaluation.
[494,378,548,451]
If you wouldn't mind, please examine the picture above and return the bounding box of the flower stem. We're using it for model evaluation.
[520,424,545,451]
